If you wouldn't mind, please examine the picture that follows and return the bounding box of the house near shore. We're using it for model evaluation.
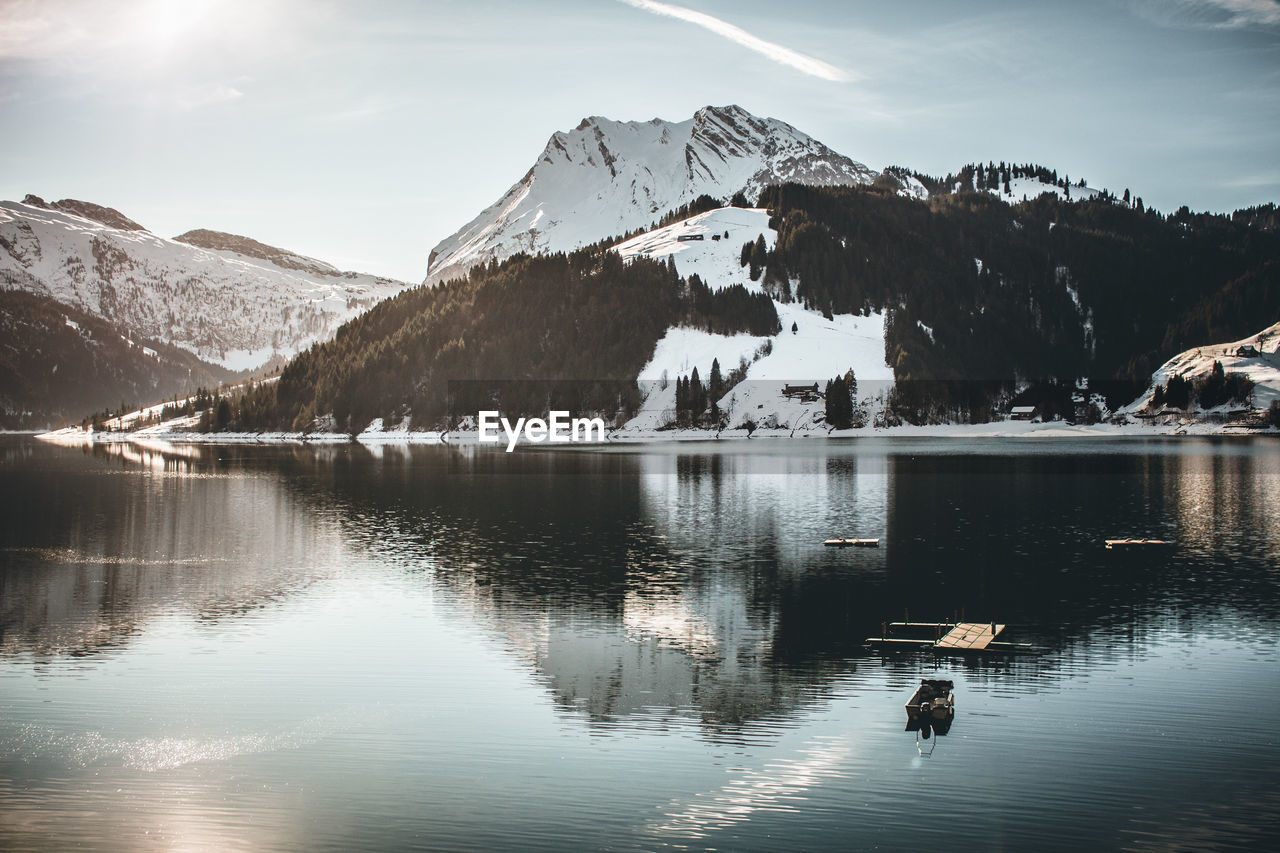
[782,383,821,402]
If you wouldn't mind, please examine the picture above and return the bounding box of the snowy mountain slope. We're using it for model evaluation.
[0,198,409,370]
[1120,322,1280,414]
[425,105,877,285]
[614,207,893,432]
[615,207,773,294]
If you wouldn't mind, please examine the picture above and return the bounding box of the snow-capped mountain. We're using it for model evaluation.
[0,196,410,371]
[425,104,877,285]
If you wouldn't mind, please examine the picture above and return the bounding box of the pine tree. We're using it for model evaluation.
[689,366,704,422]
[709,361,722,426]
[748,234,767,281]
[825,375,852,429]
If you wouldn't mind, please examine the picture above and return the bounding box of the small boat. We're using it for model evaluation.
[904,679,954,721]
[823,538,880,548]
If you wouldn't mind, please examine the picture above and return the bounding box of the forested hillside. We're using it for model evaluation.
[0,290,236,428]
[201,178,1277,433]
[234,248,779,432]
[753,184,1279,418]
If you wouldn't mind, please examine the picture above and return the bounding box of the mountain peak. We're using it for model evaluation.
[425,105,875,285]
[21,195,148,232]
[173,229,340,276]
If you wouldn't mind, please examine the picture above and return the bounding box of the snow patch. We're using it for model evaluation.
[1120,322,1280,415]
[615,207,774,293]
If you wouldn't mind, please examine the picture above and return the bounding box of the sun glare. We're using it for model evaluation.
[132,0,219,52]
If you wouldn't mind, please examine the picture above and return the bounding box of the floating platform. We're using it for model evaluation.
[823,538,880,548]
[866,621,1041,655]
[935,622,1005,651]
[1105,538,1170,549]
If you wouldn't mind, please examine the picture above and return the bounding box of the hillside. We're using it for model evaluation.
[1120,322,1280,419]
[614,207,891,432]
[749,184,1280,421]
[233,247,778,433]
[1,197,409,370]
[0,289,235,429]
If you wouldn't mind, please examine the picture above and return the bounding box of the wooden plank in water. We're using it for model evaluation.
[1105,538,1169,549]
[935,622,1005,650]
[823,538,880,548]
[864,637,934,646]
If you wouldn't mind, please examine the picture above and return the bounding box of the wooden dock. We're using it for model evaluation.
[934,622,1006,650]
[866,620,1039,655]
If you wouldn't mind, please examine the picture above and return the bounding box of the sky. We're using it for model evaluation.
[1,0,1278,282]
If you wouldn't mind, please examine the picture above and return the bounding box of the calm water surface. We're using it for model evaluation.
[2,435,1278,851]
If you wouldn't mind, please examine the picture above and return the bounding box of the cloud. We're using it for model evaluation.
[617,0,851,82]
[1221,170,1280,188]
[1198,0,1280,26]
[1130,0,1280,28]
[177,83,244,110]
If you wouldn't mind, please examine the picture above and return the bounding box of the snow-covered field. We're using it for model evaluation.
[996,176,1102,204]
[615,207,893,432]
[615,207,773,294]
[1120,322,1280,414]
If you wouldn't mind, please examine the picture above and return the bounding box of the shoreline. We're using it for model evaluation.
[33,419,1279,448]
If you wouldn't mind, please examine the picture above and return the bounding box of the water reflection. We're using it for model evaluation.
[7,438,1280,719]
[3,436,1280,851]
[1,440,347,660]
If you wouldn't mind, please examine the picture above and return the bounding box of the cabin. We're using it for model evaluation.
[1009,405,1035,421]
[1235,344,1260,357]
[675,234,704,242]
[782,383,821,401]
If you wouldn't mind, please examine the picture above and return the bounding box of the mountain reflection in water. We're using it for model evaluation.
[1,436,1278,851]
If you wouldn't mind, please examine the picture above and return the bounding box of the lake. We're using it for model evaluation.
[2,435,1278,851]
